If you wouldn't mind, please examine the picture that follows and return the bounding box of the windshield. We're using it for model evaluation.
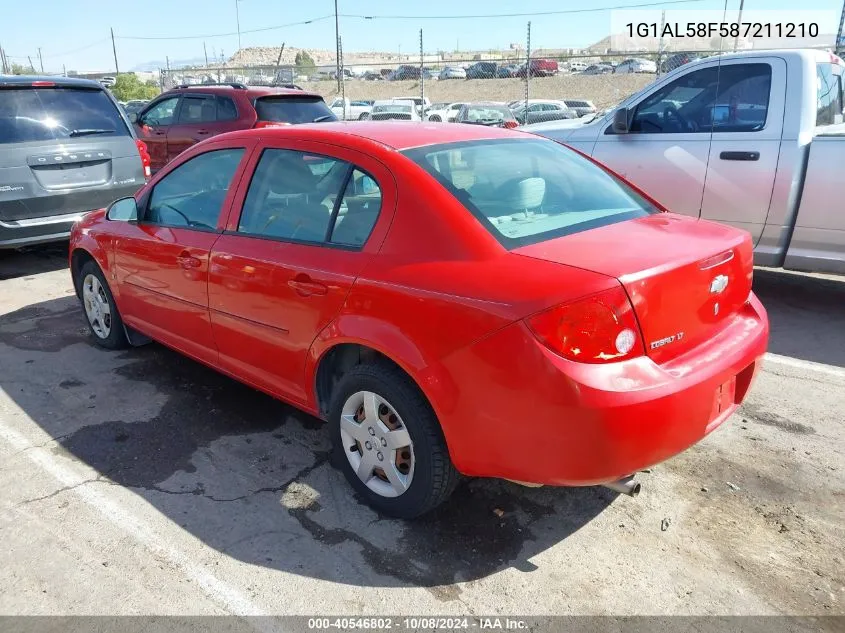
[254,96,336,124]
[374,104,412,113]
[0,87,129,144]
[403,138,658,248]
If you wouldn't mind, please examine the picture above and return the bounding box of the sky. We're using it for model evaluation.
[0,0,841,72]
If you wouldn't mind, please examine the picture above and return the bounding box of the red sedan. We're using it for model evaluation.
[69,122,769,518]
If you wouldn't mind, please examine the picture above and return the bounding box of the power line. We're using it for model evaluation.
[115,15,335,40]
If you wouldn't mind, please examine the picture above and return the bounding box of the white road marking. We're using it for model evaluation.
[763,353,845,379]
[0,399,278,626]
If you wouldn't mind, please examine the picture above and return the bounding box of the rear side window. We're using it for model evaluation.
[254,96,336,124]
[178,95,217,123]
[403,139,658,248]
[816,63,844,127]
[0,87,129,144]
[237,149,380,248]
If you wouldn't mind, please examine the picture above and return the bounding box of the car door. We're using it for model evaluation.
[592,62,721,218]
[700,59,785,244]
[135,95,180,172]
[208,141,395,405]
[112,142,253,365]
[166,94,242,163]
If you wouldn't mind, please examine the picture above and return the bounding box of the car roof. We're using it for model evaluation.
[225,121,532,151]
[0,75,105,89]
[163,84,321,99]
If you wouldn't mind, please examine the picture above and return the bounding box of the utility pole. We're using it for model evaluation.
[110,27,119,74]
[0,45,7,75]
[733,0,745,51]
[524,21,531,117]
[204,42,209,67]
[334,0,341,91]
[62,63,66,77]
[656,10,666,78]
[419,30,424,116]
[272,42,285,85]
[339,36,346,119]
[235,0,242,52]
[28,55,36,73]
[37,47,44,73]
[837,0,845,56]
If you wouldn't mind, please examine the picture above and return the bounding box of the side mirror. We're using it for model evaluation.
[106,197,138,222]
[612,107,631,134]
[128,112,138,124]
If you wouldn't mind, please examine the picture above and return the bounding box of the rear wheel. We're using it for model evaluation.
[329,363,459,518]
[77,261,128,349]
[429,115,442,122]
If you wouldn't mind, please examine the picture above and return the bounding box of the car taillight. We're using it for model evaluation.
[135,139,151,179]
[254,120,291,129]
[526,286,644,363]
[503,120,519,129]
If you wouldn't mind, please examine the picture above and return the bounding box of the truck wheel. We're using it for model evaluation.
[329,362,460,518]
[76,260,128,350]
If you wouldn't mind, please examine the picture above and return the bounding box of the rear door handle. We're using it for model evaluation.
[196,129,211,136]
[720,151,759,161]
[177,252,202,269]
[288,276,328,296]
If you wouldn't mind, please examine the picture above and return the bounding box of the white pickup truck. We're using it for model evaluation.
[529,49,845,275]
[329,97,373,120]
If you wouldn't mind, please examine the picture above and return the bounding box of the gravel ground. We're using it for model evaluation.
[0,245,843,625]
[304,74,654,109]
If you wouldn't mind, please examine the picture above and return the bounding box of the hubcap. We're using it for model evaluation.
[81,274,112,339]
[340,391,414,498]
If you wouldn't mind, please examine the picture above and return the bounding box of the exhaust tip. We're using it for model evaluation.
[601,477,641,497]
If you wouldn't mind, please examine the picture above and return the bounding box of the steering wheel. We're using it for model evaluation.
[157,202,205,228]
[663,103,695,132]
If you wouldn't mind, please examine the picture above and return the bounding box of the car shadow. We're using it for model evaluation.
[0,294,615,591]
[0,242,69,281]
[752,268,845,369]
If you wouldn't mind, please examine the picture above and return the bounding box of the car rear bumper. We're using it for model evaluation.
[0,211,85,248]
[437,293,769,485]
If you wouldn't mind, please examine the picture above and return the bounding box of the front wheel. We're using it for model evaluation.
[429,115,442,122]
[77,260,128,349]
[329,363,459,518]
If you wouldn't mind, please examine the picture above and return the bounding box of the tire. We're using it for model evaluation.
[429,115,442,122]
[328,362,460,518]
[358,113,368,120]
[76,260,128,350]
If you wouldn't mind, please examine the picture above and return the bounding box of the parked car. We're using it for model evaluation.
[368,99,421,121]
[390,95,430,117]
[497,64,521,78]
[388,65,421,80]
[562,99,597,117]
[659,53,701,74]
[583,64,614,75]
[516,59,559,77]
[465,61,498,79]
[122,99,149,116]
[98,76,116,87]
[529,48,845,274]
[456,102,519,128]
[614,58,657,74]
[362,70,385,81]
[426,102,465,122]
[69,121,769,517]
[0,75,149,249]
[330,97,373,120]
[511,99,577,125]
[568,61,589,73]
[131,82,335,173]
[438,66,466,80]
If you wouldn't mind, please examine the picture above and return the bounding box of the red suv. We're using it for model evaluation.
[516,59,559,78]
[130,82,336,172]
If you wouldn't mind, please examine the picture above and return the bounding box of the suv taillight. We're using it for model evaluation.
[135,139,151,179]
[526,286,644,364]
[254,120,291,129]
[503,120,519,129]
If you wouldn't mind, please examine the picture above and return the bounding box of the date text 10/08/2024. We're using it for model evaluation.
[627,22,819,39]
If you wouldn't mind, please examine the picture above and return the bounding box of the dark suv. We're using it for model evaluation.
[0,76,149,249]
[131,83,336,172]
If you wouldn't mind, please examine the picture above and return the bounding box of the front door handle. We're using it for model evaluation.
[177,252,202,269]
[288,276,328,296]
[720,151,759,161]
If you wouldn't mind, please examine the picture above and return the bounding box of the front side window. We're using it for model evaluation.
[146,148,245,229]
[237,149,381,247]
[816,63,844,127]
[404,138,658,248]
[142,96,180,127]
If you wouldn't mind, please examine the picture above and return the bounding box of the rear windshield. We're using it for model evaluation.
[463,106,513,121]
[254,96,336,124]
[403,139,658,248]
[0,87,129,145]
[374,104,412,113]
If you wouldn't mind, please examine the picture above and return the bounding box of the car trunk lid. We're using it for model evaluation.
[514,214,754,364]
